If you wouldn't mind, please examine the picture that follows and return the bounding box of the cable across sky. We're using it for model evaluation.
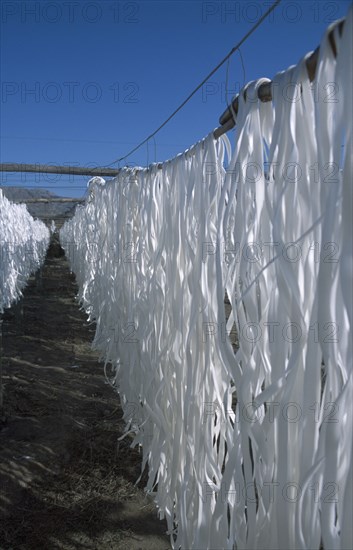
[2,0,350,197]
[106,0,282,167]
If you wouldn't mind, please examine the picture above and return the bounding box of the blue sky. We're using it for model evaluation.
[0,0,351,197]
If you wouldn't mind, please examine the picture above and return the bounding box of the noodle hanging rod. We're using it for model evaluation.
[214,18,345,138]
[0,16,346,177]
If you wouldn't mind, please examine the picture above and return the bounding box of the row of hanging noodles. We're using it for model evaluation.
[60,9,352,550]
[0,189,50,314]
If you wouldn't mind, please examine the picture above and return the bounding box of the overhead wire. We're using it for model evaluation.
[225,47,246,126]
[105,0,282,167]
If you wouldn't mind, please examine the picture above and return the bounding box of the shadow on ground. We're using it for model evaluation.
[0,235,170,550]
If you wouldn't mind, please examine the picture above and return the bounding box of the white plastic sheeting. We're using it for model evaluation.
[60,11,352,550]
[0,189,50,313]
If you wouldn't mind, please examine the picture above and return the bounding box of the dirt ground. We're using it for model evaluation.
[0,236,171,550]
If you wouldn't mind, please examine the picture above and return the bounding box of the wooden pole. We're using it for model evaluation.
[0,163,120,177]
[214,19,345,137]
[14,198,85,204]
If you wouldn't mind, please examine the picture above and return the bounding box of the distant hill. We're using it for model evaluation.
[0,187,57,202]
[0,186,82,226]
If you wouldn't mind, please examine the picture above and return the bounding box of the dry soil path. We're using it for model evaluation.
[0,238,170,550]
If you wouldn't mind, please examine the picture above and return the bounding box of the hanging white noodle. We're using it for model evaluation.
[60,10,352,549]
[0,190,50,313]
